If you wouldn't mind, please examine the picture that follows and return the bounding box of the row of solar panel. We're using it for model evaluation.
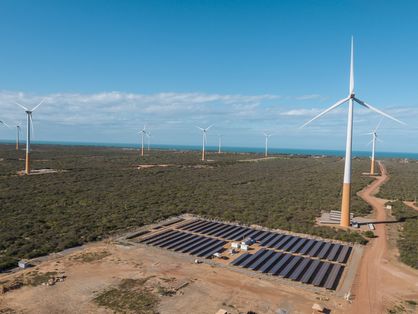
[177,219,351,263]
[139,229,227,258]
[231,249,344,290]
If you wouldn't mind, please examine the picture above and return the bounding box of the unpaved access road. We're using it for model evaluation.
[351,161,418,313]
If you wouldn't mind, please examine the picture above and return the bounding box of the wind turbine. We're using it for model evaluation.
[146,131,151,151]
[139,125,147,156]
[300,37,405,228]
[15,99,46,175]
[196,125,213,161]
[367,120,383,175]
[217,134,222,154]
[0,120,10,129]
[263,132,272,157]
[15,122,22,150]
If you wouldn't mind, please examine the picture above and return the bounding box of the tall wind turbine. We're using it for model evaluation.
[15,99,46,175]
[367,120,383,175]
[263,132,272,157]
[300,37,405,227]
[139,125,147,156]
[196,125,213,161]
[218,134,222,154]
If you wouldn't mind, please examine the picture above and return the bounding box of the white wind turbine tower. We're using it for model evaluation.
[301,37,405,227]
[139,125,147,156]
[196,125,213,161]
[217,134,222,154]
[367,119,383,175]
[15,99,46,175]
[263,132,272,157]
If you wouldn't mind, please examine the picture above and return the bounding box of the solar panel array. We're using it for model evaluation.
[139,229,227,258]
[231,249,344,290]
[139,218,353,290]
[177,219,352,264]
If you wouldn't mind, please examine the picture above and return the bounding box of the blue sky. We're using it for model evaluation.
[0,0,417,152]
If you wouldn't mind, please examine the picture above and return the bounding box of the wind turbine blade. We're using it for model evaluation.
[366,139,373,146]
[32,98,46,112]
[374,118,383,131]
[0,120,10,128]
[300,97,349,128]
[350,36,354,95]
[206,124,214,131]
[195,126,204,131]
[354,98,406,125]
[15,102,29,111]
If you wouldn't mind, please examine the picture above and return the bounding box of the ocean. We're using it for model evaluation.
[0,139,417,159]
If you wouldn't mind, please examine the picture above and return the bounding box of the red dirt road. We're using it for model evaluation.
[351,161,418,313]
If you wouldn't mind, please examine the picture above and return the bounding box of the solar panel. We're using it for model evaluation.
[231,253,251,266]
[226,227,251,240]
[205,223,231,236]
[298,239,316,255]
[300,260,322,283]
[190,239,223,256]
[248,250,276,271]
[200,242,227,258]
[317,243,332,259]
[186,238,219,255]
[259,252,282,273]
[180,237,213,253]
[281,237,301,251]
[157,232,193,248]
[190,221,218,233]
[212,225,240,237]
[176,219,201,229]
[254,231,271,241]
[288,258,311,280]
[273,235,292,249]
[245,229,263,239]
[265,234,283,248]
[196,240,226,257]
[290,238,308,253]
[269,253,292,275]
[240,250,268,268]
[279,256,303,278]
[259,233,278,246]
[165,234,201,250]
[311,262,332,286]
[183,220,211,231]
[307,241,324,257]
[221,226,246,239]
[231,228,256,241]
[142,230,178,244]
[196,222,225,234]
[337,246,352,263]
[327,244,342,261]
[324,264,344,290]
[140,230,175,243]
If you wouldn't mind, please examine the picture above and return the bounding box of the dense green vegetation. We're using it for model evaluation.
[379,160,418,201]
[387,201,418,269]
[0,144,372,271]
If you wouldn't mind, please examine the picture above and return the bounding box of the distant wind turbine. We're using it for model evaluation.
[367,119,383,175]
[300,37,405,227]
[263,132,272,157]
[218,134,222,154]
[146,131,151,151]
[15,99,46,175]
[0,120,10,129]
[196,125,213,161]
[139,125,147,156]
[15,122,22,151]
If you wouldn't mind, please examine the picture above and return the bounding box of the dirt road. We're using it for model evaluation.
[352,161,418,313]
